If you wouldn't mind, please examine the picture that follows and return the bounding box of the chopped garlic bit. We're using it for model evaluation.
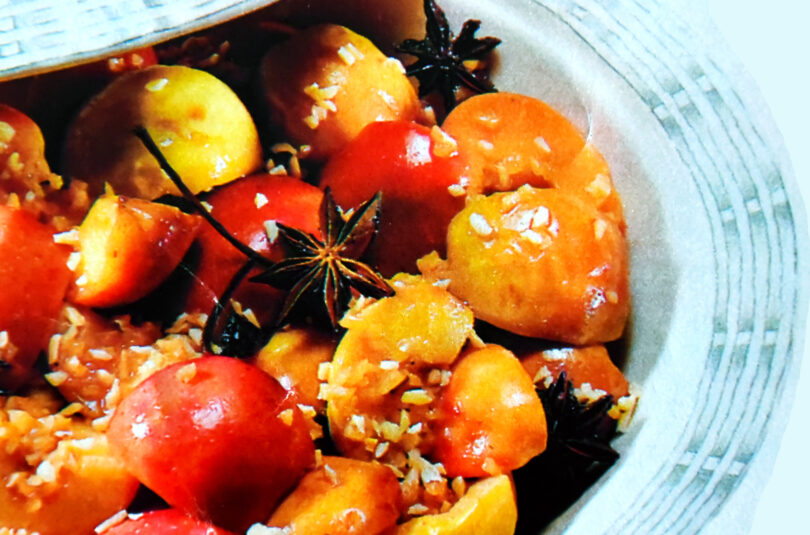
[338,46,357,65]
[66,251,81,271]
[478,139,494,151]
[534,136,551,153]
[94,509,129,534]
[317,361,332,381]
[594,218,608,240]
[447,183,466,197]
[278,408,294,426]
[264,220,279,243]
[531,206,551,229]
[175,362,197,383]
[375,441,390,458]
[610,384,641,432]
[145,78,169,92]
[408,503,430,516]
[469,212,493,237]
[586,173,612,199]
[271,142,298,155]
[268,164,287,175]
[45,370,69,387]
[429,125,458,158]
[53,228,80,245]
[337,42,365,65]
[254,192,269,209]
[246,524,292,535]
[324,463,339,485]
[401,389,432,405]
[0,120,16,143]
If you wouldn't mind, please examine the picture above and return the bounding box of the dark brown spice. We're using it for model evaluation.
[396,0,501,115]
[135,127,392,346]
[251,189,394,330]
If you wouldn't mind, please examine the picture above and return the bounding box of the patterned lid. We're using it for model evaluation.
[0,0,274,80]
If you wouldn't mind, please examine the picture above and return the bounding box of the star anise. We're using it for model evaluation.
[251,189,394,329]
[135,127,392,347]
[512,373,620,532]
[538,372,619,468]
[396,0,501,114]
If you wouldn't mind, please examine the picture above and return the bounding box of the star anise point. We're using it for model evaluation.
[396,0,501,116]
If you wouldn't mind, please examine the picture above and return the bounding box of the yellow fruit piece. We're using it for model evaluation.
[326,275,474,459]
[254,326,338,411]
[267,456,401,534]
[64,65,262,199]
[261,24,421,161]
[0,391,139,535]
[70,194,201,308]
[421,186,629,345]
[391,475,517,535]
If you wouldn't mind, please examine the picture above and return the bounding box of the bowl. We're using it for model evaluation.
[2,0,807,533]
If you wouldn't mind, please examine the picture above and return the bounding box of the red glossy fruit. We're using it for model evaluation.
[319,120,467,276]
[107,356,316,532]
[104,509,235,535]
[0,206,71,389]
[185,174,323,324]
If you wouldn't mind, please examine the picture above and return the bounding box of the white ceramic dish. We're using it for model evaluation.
[2,1,807,533]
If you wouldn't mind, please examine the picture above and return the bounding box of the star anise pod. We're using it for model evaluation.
[396,0,501,113]
[135,127,392,345]
[538,372,619,468]
[251,189,393,329]
[512,373,620,532]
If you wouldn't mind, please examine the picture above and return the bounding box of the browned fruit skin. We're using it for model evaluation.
[261,24,421,161]
[254,326,338,411]
[63,65,262,200]
[433,345,547,478]
[325,275,475,461]
[107,356,316,532]
[70,195,202,308]
[442,92,625,229]
[0,206,72,389]
[318,120,467,277]
[520,344,630,399]
[267,456,401,535]
[0,390,140,535]
[391,475,517,535]
[0,103,52,189]
[422,186,629,345]
[182,174,324,326]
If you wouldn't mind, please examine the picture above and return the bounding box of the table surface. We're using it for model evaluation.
[708,0,810,532]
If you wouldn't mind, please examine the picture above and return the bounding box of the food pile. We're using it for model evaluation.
[0,1,638,533]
